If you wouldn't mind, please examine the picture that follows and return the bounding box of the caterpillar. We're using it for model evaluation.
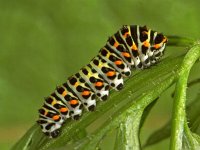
[37,25,168,138]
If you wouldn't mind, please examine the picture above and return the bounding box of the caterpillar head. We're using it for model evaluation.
[137,25,168,65]
[152,32,168,60]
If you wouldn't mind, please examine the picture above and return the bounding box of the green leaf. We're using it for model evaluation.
[143,44,200,149]
[11,26,200,150]
[143,93,200,148]
[183,122,200,150]
[170,42,200,150]
[114,109,144,150]
[1,1,200,149]
[12,44,184,150]
[166,36,194,47]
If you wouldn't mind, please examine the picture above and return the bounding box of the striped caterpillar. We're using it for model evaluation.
[37,25,167,138]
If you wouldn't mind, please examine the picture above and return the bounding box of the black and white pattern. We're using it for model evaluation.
[37,25,168,138]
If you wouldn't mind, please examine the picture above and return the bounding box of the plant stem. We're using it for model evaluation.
[167,36,194,47]
[170,42,200,150]
[81,75,175,150]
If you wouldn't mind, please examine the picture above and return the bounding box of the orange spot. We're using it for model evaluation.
[62,90,67,97]
[154,44,160,49]
[82,91,90,96]
[95,82,103,87]
[115,60,122,65]
[123,32,129,38]
[70,100,78,105]
[142,31,148,35]
[107,71,116,77]
[143,41,150,47]
[52,115,60,121]
[60,107,68,113]
[114,42,119,47]
[122,52,131,58]
[131,44,137,51]
[153,37,167,49]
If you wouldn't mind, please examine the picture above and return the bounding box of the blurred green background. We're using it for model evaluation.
[0,0,200,149]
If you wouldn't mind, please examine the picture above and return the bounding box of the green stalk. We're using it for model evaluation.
[81,75,175,150]
[170,42,200,150]
[114,110,143,150]
[167,36,194,47]
[12,36,196,150]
